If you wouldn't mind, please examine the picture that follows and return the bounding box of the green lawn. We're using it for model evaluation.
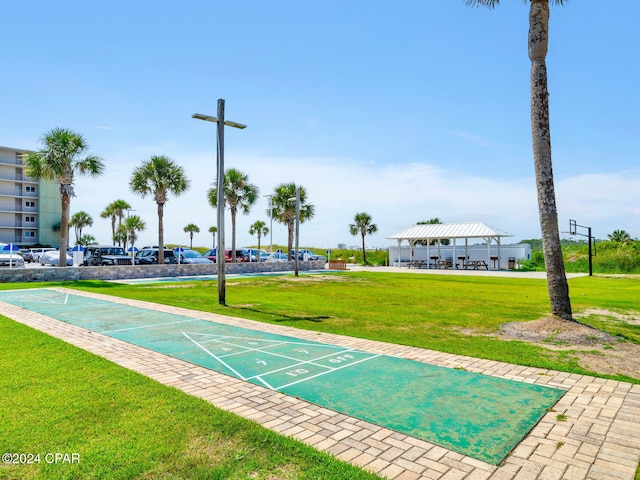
[1,271,639,479]
[0,316,381,480]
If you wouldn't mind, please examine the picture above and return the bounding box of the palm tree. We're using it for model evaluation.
[116,223,129,251]
[77,234,96,247]
[184,223,200,249]
[249,220,269,253]
[129,155,190,264]
[69,211,94,245]
[208,226,217,250]
[349,213,378,264]
[269,182,315,260]
[100,199,131,246]
[124,215,146,259]
[208,168,258,261]
[466,0,572,320]
[608,229,631,245]
[23,127,104,267]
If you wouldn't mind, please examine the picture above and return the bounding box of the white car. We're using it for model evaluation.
[0,244,25,268]
[30,247,56,262]
[0,252,25,268]
[39,250,73,266]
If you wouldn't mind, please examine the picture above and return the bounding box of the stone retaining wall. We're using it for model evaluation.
[0,260,326,283]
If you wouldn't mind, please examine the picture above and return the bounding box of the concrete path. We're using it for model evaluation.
[346,264,589,280]
[2,287,639,480]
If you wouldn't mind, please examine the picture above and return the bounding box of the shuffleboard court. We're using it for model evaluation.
[0,288,566,465]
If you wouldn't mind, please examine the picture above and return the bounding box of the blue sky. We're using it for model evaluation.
[2,1,639,249]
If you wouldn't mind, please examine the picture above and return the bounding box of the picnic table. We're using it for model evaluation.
[409,260,429,269]
[466,260,488,270]
[435,259,453,269]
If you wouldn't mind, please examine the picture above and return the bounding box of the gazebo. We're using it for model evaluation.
[388,222,513,270]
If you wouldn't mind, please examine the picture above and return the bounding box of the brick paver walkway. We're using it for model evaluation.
[2,287,639,480]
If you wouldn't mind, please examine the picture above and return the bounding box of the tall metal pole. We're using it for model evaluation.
[569,219,594,277]
[294,186,300,277]
[587,226,593,277]
[269,195,273,254]
[192,103,246,304]
[216,99,226,304]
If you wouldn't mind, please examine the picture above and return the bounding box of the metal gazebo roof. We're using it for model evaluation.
[388,222,512,243]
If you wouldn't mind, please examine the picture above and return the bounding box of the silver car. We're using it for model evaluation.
[39,250,73,266]
[175,249,213,264]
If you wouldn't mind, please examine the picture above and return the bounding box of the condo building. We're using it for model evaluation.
[0,145,61,247]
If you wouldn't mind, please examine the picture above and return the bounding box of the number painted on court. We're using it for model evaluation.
[285,368,309,377]
[329,354,354,364]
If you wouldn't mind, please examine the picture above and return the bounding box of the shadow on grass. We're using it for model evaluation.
[229,304,331,323]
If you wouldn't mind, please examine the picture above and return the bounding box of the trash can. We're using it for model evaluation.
[508,257,516,270]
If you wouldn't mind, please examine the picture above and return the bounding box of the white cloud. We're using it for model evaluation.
[556,171,640,239]
[71,151,640,251]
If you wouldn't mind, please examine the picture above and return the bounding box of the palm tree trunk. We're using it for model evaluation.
[111,216,116,244]
[529,0,572,320]
[157,202,165,264]
[361,233,367,264]
[117,214,124,246]
[59,191,70,267]
[287,221,294,260]
[231,208,237,261]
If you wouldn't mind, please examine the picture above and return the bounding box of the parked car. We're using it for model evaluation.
[202,249,224,263]
[242,248,266,262]
[290,249,326,261]
[135,248,176,265]
[260,252,288,262]
[39,250,73,266]
[202,249,244,263]
[83,245,133,266]
[0,245,25,268]
[0,254,25,268]
[18,249,34,262]
[220,249,247,262]
[174,248,213,265]
[30,247,56,262]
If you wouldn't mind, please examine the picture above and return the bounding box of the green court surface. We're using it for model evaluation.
[0,288,565,465]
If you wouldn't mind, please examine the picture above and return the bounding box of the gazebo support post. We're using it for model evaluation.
[409,240,414,268]
[453,238,457,270]
[465,238,469,269]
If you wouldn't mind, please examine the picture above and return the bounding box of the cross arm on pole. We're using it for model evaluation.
[192,113,247,129]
